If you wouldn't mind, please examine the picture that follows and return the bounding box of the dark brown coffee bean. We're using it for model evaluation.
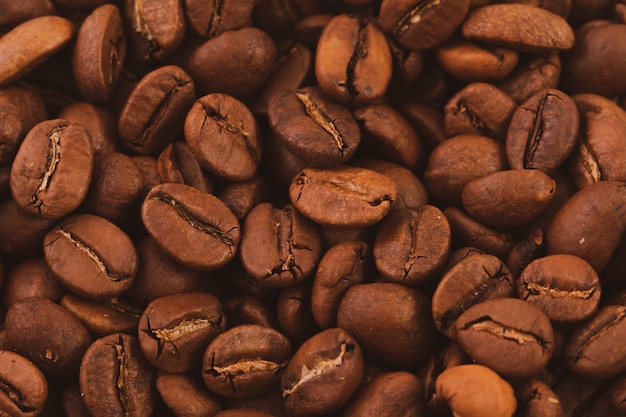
[289,165,397,228]
[610,374,626,414]
[2,257,65,308]
[142,182,240,271]
[0,198,55,259]
[138,292,226,373]
[337,282,438,368]
[514,379,564,417]
[72,4,126,102]
[118,65,195,155]
[184,0,254,39]
[517,254,600,325]
[565,304,626,379]
[59,293,141,338]
[214,410,275,417]
[292,13,335,49]
[498,53,562,103]
[217,177,268,221]
[461,169,556,229]
[222,295,278,329]
[184,93,262,181]
[124,0,185,61]
[10,119,94,219]
[455,297,554,379]
[462,4,575,53]
[506,229,545,278]
[203,324,292,398]
[315,14,392,104]
[277,282,319,345]
[387,37,424,85]
[344,371,424,417]
[267,86,361,167]
[253,0,326,38]
[378,0,471,51]
[0,350,48,417]
[187,27,276,97]
[281,327,364,417]
[374,205,451,286]
[435,364,517,417]
[432,253,515,339]
[43,213,138,301]
[437,38,519,82]
[79,333,156,417]
[424,134,508,206]
[0,0,55,27]
[5,297,92,382]
[239,202,321,288]
[156,373,222,417]
[444,82,517,140]
[57,102,120,157]
[311,241,371,329]
[546,181,626,272]
[554,372,621,417]
[399,102,447,152]
[506,89,579,173]
[157,141,213,193]
[0,16,74,87]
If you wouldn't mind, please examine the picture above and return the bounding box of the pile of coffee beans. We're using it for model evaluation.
[2,0,626,416]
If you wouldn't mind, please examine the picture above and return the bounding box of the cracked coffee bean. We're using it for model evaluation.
[43,213,138,301]
[184,0,254,39]
[157,141,213,193]
[79,333,156,417]
[455,297,555,380]
[141,182,241,271]
[10,119,93,219]
[0,350,48,417]
[202,324,292,399]
[138,292,226,373]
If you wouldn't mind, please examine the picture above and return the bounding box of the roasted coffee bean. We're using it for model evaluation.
[157,141,212,193]
[553,372,621,417]
[138,292,226,373]
[373,205,451,286]
[184,93,262,181]
[214,410,275,417]
[337,282,438,368]
[57,102,120,157]
[506,229,545,278]
[564,304,626,380]
[378,0,471,51]
[292,14,335,49]
[461,169,556,229]
[0,198,56,259]
[399,102,447,152]
[344,371,424,417]
[142,183,240,271]
[118,65,195,155]
[436,364,517,417]
[72,4,126,103]
[253,0,325,38]
[5,297,92,382]
[222,295,278,329]
[0,0,55,27]
[156,373,222,417]
[217,177,268,221]
[187,27,276,97]
[43,213,138,301]
[0,15,74,87]
[289,165,397,228]
[311,240,371,329]
[506,89,579,173]
[79,333,156,417]
[124,0,185,61]
[315,14,392,104]
[10,119,94,219]
[202,324,292,398]
[267,86,361,167]
[455,297,555,380]
[184,0,254,39]
[277,282,319,345]
[498,53,562,103]
[281,327,364,417]
[239,202,321,288]
[517,254,601,325]
[462,4,575,53]
[432,253,515,339]
[514,379,564,417]
[2,257,65,308]
[0,350,48,417]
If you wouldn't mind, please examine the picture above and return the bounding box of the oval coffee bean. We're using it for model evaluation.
[515,379,564,417]
[184,0,254,39]
[202,324,292,398]
[157,141,213,193]
[142,183,240,271]
[268,86,361,167]
[0,15,75,87]
[0,350,48,417]
[498,53,562,103]
[289,165,397,228]
[43,213,138,301]
[2,257,65,308]
[10,119,94,219]
[5,297,92,382]
[281,327,364,417]
[156,373,222,417]
[138,292,226,373]
[461,169,556,229]
[431,253,515,339]
[79,333,156,417]
[315,14,392,104]
[506,89,579,173]
[517,254,601,325]
[455,297,554,380]
[373,205,451,286]
[239,202,321,288]
[184,93,262,181]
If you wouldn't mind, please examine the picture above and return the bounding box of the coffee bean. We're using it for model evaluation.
[498,53,562,103]
[222,295,278,329]
[277,282,320,345]
[0,198,56,259]
[156,373,222,417]
[56,101,120,157]
[2,257,65,308]
[157,141,212,193]
[217,177,268,221]
[514,379,564,417]
[0,350,48,417]
[141,182,240,271]
[184,0,254,39]
[506,229,545,278]
[0,0,55,27]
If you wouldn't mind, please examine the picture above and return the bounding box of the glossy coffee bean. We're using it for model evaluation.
[0,350,48,417]
[142,183,241,271]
